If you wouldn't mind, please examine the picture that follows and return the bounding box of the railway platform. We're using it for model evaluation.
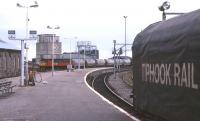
[0,69,134,121]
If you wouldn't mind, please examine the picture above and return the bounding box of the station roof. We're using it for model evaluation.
[0,39,20,51]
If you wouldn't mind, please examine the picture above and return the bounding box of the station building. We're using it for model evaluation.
[0,40,21,79]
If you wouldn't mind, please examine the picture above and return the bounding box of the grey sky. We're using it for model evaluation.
[0,0,199,60]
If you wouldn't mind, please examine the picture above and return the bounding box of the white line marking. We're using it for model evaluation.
[84,68,140,121]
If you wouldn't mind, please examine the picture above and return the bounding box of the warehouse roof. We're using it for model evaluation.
[0,39,20,50]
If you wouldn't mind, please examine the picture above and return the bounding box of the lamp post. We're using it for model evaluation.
[16,1,38,86]
[84,43,86,69]
[113,40,116,79]
[77,41,81,69]
[158,1,184,21]
[123,16,127,56]
[69,39,72,70]
[47,26,60,76]
[25,43,29,83]
[64,37,77,71]
[17,1,38,38]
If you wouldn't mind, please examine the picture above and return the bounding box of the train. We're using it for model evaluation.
[36,56,131,71]
[132,9,200,121]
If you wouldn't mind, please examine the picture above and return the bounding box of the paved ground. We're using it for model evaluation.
[0,69,133,121]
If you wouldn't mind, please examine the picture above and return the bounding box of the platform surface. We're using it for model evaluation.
[0,69,134,121]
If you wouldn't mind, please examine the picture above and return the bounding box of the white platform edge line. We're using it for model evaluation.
[84,68,140,121]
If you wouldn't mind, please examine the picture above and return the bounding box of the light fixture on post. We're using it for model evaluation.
[158,1,184,21]
[158,1,170,20]
[16,1,39,39]
[47,25,60,76]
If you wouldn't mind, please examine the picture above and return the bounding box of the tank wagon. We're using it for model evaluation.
[37,57,131,71]
[122,58,131,66]
[85,59,96,68]
[96,59,106,67]
[132,9,200,121]
[105,59,114,67]
[72,59,85,69]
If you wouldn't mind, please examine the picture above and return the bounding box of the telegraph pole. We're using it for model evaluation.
[123,16,128,56]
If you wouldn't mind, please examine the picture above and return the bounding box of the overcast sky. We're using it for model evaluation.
[0,0,200,60]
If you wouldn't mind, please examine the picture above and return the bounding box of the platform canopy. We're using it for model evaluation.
[0,39,20,50]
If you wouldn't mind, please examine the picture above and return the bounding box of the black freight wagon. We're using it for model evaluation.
[132,9,200,121]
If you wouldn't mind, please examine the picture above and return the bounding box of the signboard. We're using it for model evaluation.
[29,30,37,39]
[8,30,16,39]
[132,9,200,121]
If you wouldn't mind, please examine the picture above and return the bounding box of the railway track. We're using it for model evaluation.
[92,73,134,114]
[86,71,169,121]
[86,72,141,121]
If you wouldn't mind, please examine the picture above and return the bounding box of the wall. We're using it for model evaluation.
[0,49,21,79]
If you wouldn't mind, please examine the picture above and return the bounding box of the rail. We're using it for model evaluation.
[85,67,140,121]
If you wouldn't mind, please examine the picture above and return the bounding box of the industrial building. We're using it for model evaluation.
[36,34,99,61]
[34,34,99,70]
[36,34,62,59]
[77,41,99,59]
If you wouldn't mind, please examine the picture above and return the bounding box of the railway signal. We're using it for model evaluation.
[119,48,123,55]
[112,40,131,78]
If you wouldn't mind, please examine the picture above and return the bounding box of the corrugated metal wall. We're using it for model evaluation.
[0,49,21,79]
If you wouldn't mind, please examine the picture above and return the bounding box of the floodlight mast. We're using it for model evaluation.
[123,16,128,56]
[63,37,77,72]
[15,1,39,86]
[47,26,60,76]
[113,40,116,79]
[16,1,39,38]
